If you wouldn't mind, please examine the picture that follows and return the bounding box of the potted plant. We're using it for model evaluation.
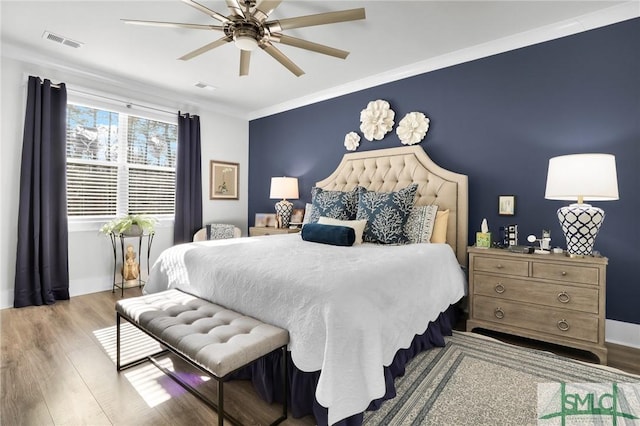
[100,214,157,236]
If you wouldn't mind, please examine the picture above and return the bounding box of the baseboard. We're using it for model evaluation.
[0,288,13,310]
[0,276,113,310]
[68,276,113,298]
[605,319,640,349]
[605,319,640,374]
[606,342,640,375]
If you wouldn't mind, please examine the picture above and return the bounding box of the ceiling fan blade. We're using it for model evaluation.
[239,50,251,76]
[253,0,283,22]
[226,0,245,18]
[181,0,230,24]
[272,34,349,59]
[267,8,365,32]
[179,36,232,61]
[261,42,304,77]
[121,19,224,31]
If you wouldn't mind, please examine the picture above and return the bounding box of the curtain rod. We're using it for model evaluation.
[66,87,178,116]
[27,75,189,117]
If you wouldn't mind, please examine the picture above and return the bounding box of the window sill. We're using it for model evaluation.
[68,217,175,233]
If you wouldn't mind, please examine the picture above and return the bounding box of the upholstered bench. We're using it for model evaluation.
[115,289,289,426]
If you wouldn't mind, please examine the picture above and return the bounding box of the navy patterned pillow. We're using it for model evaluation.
[309,187,358,223]
[356,184,418,244]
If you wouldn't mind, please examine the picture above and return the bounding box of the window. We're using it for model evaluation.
[66,103,177,219]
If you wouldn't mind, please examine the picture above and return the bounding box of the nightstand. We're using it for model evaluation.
[249,227,301,237]
[466,247,608,364]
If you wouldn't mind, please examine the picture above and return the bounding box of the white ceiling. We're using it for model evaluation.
[1,1,637,119]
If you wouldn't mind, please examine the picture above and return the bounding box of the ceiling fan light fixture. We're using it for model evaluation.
[234,34,258,51]
[123,2,366,76]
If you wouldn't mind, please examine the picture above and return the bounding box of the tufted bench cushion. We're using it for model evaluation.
[116,289,289,377]
[115,289,289,425]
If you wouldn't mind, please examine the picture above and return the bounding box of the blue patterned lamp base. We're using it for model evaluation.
[557,204,605,257]
[275,199,294,228]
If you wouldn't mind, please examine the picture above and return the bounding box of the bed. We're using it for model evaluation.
[144,145,469,425]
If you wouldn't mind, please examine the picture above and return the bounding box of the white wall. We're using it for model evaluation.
[0,56,248,309]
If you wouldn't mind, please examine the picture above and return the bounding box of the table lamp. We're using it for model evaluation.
[544,153,618,257]
[270,177,299,228]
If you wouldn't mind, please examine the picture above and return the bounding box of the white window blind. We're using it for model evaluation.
[66,103,177,218]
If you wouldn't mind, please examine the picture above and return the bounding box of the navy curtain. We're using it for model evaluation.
[14,76,69,307]
[173,112,203,244]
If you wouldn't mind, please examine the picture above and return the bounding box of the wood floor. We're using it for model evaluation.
[2,290,638,426]
[0,288,315,426]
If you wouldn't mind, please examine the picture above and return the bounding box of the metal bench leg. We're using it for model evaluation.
[218,379,224,426]
[116,313,121,370]
[116,312,169,371]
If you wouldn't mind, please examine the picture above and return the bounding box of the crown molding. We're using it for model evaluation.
[3,2,637,122]
[247,2,640,121]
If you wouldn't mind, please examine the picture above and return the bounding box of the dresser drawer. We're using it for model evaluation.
[532,262,599,285]
[472,295,599,343]
[473,256,529,277]
[473,273,599,314]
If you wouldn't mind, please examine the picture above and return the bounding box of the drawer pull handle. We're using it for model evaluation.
[557,319,570,331]
[557,292,571,303]
[494,284,506,294]
[494,308,505,319]
[561,271,567,276]
[496,264,504,269]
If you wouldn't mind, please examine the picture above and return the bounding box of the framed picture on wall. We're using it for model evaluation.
[498,195,516,216]
[210,160,239,200]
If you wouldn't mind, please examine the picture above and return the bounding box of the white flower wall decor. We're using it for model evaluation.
[396,112,430,145]
[359,99,395,141]
[343,131,361,151]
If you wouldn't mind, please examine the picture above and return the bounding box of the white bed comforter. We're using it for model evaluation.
[144,234,466,425]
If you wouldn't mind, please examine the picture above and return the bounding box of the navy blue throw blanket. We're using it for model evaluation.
[301,223,355,246]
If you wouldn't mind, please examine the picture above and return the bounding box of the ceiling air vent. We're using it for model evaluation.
[42,31,83,49]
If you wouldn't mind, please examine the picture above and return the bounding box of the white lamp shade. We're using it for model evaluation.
[544,153,619,202]
[270,177,299,200]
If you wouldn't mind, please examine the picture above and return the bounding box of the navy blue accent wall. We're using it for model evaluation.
[249,19,640,324]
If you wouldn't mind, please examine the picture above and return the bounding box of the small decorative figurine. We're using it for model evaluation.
[122,245,140,281]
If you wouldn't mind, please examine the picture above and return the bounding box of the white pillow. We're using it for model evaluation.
[302,203,313,225]
[405,204,438,244]
[318,216,367,245]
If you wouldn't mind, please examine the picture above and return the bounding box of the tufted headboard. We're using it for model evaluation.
[316,146,469,266]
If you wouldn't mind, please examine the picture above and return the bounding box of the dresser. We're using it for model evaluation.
[466,247,608,364]
[249,226,301,237]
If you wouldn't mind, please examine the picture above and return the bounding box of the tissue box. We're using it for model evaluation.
[476,232,492,249]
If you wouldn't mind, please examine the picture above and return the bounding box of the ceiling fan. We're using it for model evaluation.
[122,0,366,77]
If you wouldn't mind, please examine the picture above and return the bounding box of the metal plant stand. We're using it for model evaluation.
[109,232,154,296]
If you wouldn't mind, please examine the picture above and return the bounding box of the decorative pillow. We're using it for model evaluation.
[405,204,438,244]
[430,209,450,243]
[301,223,355,247]
[356,184,418,244]
[309,187,358,223]
[318,216,367,245]
[206,224,236,239]
[302,203,314,225]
